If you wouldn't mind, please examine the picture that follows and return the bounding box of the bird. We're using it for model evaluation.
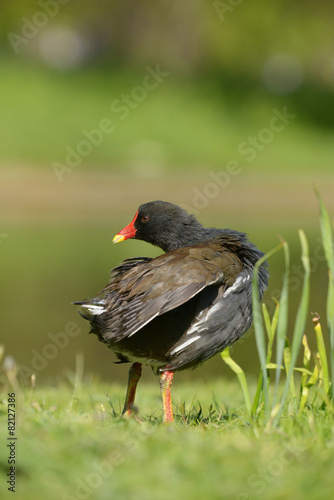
[74,200,269,423]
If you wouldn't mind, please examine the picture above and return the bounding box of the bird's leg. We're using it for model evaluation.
[122,362,142,417]
[160,370,174,423]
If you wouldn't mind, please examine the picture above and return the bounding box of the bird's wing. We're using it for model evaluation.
[101,245,242,341]
[109,256,153,278]
[73,257,153,318]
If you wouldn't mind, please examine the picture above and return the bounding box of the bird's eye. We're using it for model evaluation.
[141,215,149,223]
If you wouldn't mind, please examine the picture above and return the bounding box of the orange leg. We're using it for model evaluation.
[160,370,174,423]
[122,362,142,417]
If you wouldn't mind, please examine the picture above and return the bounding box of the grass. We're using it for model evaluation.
[0,379,334,500]
[221,191,334,426]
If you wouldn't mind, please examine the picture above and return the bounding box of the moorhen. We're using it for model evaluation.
[74,201,268,422]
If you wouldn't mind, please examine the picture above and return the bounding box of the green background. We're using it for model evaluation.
[0,0,333,383]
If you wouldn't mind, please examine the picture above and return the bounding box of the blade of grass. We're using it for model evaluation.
[270,302,279,344]
[327,276,334,395]
[252,242,284,413]
[221,347,251,414]
[314,187,334,277]
[274,230,310,425]
[263,303,279,367]
[251,371,263,416]
[266,363,284,369]
[313,316,330,395]
[262,303,271,342]
[300,364,319,411]
[283,339,296,399]
[299,335,311,409]
[263,303,273,343]
[274,242,289,407]
[314,187,334,394]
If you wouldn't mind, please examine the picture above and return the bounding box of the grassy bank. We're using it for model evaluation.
[0,379,333,500]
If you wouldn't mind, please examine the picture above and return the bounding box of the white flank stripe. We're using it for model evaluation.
[170,335,201,355]
[82,305,106,316]
[223,273,246,298]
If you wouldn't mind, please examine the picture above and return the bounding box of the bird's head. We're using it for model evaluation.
[113,201,205,252]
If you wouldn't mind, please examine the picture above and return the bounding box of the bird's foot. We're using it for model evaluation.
[122,404,143,423]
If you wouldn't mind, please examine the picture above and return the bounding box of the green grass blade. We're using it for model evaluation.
[293,367,313,376]
[314,317,330,395]
[302,335,311,370]
[327,273,334,330]
[314,187,334,397]
[274,242,289,407]
[251,371,263,416]
[300,335,311,402]
[266,363,284,369]
[263,306,274,366]
[263,303,279,368]
[299,386,309,412]
[270,302,280,343]
[328,276,334,395]
[307,364,320,387]
[262,303,273,344]
[221,347,251,414]
[314,186,334,277]
[283,339,296,398]
[299,363,319,410]
[252,242,284,412]
[274,230,310,425]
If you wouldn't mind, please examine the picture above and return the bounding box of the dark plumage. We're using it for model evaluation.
[74,201,269,422]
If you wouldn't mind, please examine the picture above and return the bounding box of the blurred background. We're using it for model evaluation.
[0,0,333,386]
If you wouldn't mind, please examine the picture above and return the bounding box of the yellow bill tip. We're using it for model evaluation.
[113,234,126,244]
